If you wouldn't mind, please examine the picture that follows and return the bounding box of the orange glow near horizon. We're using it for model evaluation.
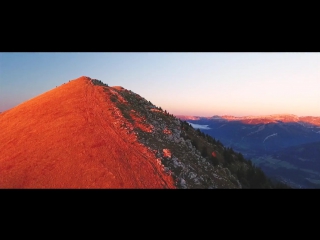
[176,113,320,126]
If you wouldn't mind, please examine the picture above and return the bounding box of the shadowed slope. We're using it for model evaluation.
[0,76,175,188]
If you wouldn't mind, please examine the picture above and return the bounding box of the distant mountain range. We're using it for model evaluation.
[177,114,320,126]
[176,114,320,188]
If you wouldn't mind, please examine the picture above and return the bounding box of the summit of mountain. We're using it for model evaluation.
[0,76,175,188]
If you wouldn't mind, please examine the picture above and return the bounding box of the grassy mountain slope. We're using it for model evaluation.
[0,77,289,188]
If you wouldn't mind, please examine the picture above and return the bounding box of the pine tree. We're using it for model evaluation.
[201,146,208,157]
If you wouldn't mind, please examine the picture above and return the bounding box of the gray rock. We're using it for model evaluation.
[180,178,187,189]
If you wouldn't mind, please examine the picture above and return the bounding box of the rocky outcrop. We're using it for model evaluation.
[110,85,242,189]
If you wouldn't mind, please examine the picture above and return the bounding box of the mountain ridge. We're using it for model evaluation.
[0,76,288,188]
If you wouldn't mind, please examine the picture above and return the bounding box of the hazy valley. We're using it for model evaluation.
[177,115,320,188]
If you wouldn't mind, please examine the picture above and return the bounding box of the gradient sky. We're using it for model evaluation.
[1,52,319,116]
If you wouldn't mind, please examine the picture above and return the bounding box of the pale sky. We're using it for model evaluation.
[0,52,319,116]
